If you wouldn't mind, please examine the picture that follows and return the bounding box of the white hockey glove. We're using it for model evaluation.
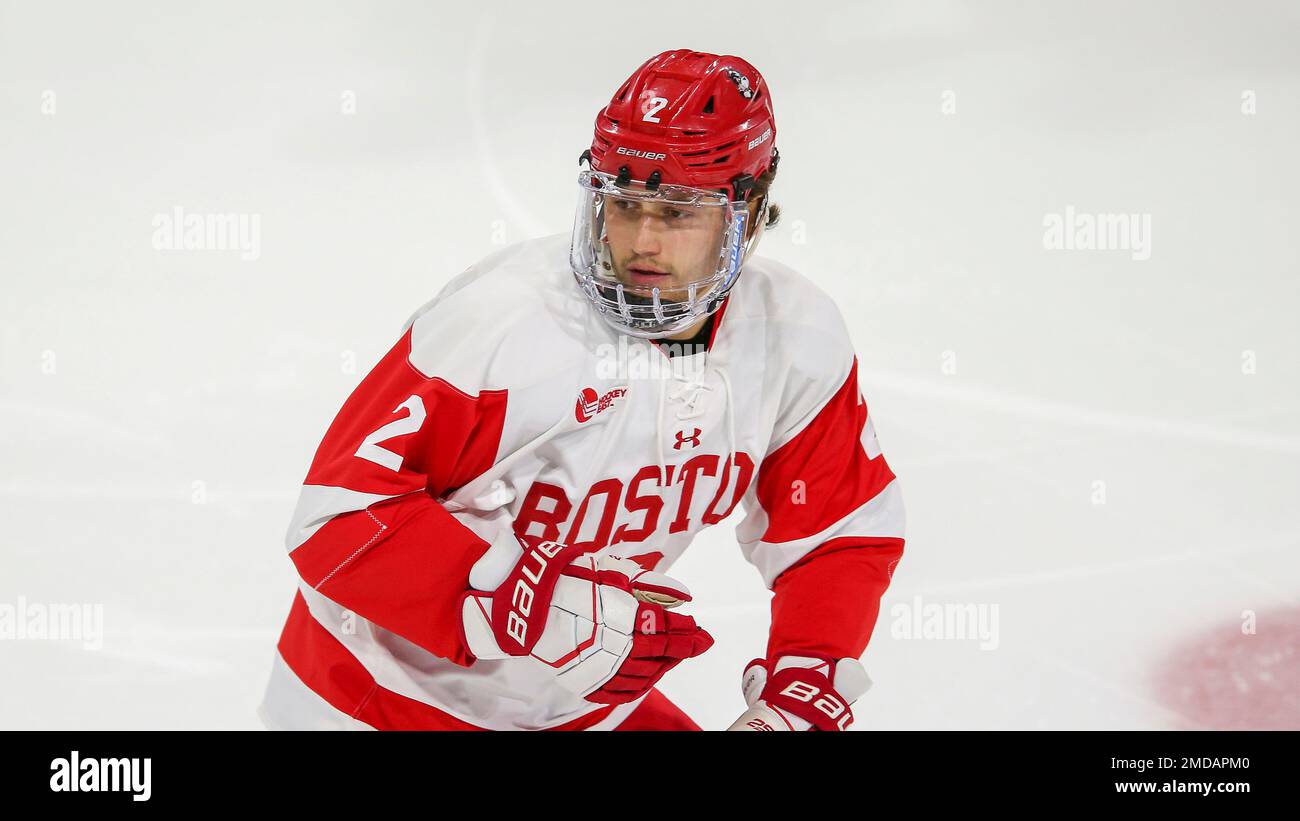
[727,656,872,731]
[459,533,713,705]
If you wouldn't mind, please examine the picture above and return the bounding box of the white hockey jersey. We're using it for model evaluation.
[260,233,904,730]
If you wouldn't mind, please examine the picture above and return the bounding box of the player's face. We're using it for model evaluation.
[602,195,727,300]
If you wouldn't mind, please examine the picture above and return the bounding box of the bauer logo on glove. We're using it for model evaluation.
[727,656,873,731]
[459,532,714,705]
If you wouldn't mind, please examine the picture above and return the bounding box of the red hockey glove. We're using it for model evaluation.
[460,533,713,705]
[727,656,872,731]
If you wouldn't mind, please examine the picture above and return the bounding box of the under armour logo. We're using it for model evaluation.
[673,428,702,450]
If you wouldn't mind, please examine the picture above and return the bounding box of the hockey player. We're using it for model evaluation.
[260,49,905,731]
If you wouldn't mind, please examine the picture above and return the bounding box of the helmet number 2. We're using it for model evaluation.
[642,96,668,123]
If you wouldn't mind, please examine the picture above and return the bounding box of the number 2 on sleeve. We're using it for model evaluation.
[355,394,426,471]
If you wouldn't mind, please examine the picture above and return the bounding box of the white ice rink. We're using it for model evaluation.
[2,1,1297,729]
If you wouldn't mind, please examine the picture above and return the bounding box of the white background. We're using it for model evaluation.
[1,0,1297,729]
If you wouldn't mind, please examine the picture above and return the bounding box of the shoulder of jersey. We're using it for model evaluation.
[402,234,588,394]
[729,254,856,379]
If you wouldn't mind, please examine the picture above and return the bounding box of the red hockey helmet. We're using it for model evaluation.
[587,49,777,199]
[571,50,779,339]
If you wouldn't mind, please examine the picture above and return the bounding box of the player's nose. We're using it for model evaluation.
[631,217,662,256]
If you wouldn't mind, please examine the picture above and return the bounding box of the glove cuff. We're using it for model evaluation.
[740,655,872,731]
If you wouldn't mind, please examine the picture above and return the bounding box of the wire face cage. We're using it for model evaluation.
[570,167,754,339]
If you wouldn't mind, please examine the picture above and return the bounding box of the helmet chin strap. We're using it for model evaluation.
[742,197,772,265]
